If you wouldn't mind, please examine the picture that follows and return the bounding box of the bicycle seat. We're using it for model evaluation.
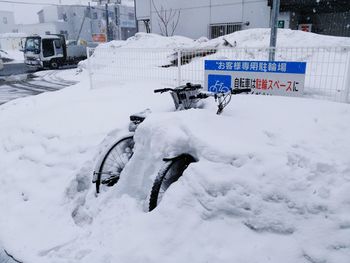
[130,115,146,123]
[129,108,151,123]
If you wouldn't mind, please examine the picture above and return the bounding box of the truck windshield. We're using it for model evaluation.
[25,38,40,54]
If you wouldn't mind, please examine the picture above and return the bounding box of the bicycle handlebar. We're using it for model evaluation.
[154,83,202,94]
[154,88,174,93]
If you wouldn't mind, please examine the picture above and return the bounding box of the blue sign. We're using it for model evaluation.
[208,74,232,92]
[205,60,306,74]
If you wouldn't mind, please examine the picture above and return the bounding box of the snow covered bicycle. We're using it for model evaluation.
[92,83,203,194]
[148,86,251,211]
[92,83,251,208]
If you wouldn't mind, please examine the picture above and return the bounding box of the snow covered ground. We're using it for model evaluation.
[0,49,24,63]
[0,29,350,263]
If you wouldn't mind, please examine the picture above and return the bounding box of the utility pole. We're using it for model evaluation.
[134,0,138,33]
[105,3,110,41]
[89,2,93,41]
[269,0,280,61]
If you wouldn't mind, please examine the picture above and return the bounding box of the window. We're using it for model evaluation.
[93,12,98,19]
[128,12,134,20]
[25,37,40,54]
[209,23,242,39]
[3,17,8,24]
[42,39,55,57]
[54,40,62,49]
[45,31,51,35]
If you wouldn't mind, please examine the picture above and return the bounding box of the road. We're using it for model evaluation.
[0,249,22,263]
[0,63,78,105]
[0,63,31,77]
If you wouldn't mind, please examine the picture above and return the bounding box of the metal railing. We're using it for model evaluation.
[86,46,350,103]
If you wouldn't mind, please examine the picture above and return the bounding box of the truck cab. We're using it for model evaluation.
[24,34,67,69]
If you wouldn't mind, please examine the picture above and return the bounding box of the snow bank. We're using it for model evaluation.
[0,74,349,263]
[0,49,24,63]
[1,29,350,263]
[94,28,350,51]
[221,28,350,47]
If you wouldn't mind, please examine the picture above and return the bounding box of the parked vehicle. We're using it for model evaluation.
[23,34,87,70]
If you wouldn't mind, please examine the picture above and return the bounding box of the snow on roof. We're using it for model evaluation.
[28,34,61,40]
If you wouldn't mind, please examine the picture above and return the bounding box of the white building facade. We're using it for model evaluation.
[0,11,16,34]
[136,0,272,39]
[14,3,136,42]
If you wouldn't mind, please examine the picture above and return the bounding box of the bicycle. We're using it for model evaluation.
[92,83,251,210]
[148,87,251,211]
[92,83,203,194]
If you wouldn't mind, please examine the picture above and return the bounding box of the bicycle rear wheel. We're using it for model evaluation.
[94,135,135,194]
[149,154,196,211]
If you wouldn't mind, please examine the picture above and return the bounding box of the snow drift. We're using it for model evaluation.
[0,29,350,263]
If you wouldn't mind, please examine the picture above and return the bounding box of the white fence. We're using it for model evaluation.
[87,46,350,103]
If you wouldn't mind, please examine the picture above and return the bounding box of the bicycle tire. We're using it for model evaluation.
[149,154,196,211]
[95,135,135,194]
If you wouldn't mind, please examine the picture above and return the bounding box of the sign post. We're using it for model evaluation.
[204,60,307,97]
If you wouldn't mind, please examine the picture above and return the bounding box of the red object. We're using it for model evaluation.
[92,34,107,43]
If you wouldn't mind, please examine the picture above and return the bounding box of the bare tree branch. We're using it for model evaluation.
[151,0,181,36]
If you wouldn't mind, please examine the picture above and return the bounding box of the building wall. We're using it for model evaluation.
[0,11,16,34]
[278,12,290,29]
[39,6,60,23]
[0,33,27,50]
[16,22,69,37]
[136,0,271,39]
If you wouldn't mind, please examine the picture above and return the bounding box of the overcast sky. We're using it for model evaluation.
[0,0,132,24]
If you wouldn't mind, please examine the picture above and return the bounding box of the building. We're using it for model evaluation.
[0,11,16,34]
[136,0,350,39]
[272,0,350,37]
[16,22,69,38]
[136,0,271,39]
[14,3,136,42]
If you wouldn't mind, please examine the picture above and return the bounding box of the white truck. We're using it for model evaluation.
[23,34,87,69]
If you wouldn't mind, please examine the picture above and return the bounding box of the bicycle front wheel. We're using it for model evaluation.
[149,154,196,211]
[95,135,135,194]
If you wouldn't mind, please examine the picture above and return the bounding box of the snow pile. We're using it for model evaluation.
[0,49,24,63]
[222,28,350,47]
[0,74,350,262]
[0,29,350,263]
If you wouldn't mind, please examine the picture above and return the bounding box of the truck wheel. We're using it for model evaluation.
[49,60,59,69]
